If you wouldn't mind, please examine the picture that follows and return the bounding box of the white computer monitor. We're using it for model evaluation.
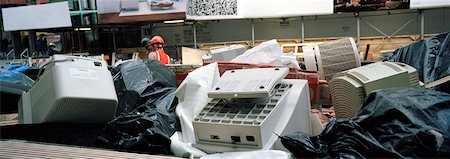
[330,62,420,119]
[19,55,118,124]
[192,68,311,153]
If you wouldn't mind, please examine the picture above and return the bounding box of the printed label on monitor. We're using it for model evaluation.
[70,68,98,80]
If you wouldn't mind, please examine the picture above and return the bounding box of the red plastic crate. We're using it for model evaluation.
[285,69,319,105]
[167,65,201,86]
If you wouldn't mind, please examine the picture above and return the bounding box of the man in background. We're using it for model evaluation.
[36,34,48,56]
[141,36,170,64]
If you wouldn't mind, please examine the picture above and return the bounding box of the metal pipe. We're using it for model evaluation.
[20,48,28,59]
[357,15,361,51]
[364,44,370,60]
[360,17,389,37]
[389,16,415,39]
[420,10,424,40]
[301,16,305,42]
[193,23,197,49]
[6,50,14,61]
[112,28,117,53]
[251,19,255,47]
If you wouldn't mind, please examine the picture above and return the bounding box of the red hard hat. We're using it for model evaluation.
[150,36,165,45]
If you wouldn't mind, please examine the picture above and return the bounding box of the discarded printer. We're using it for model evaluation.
[192,68,312,153]
[19,55,118,124]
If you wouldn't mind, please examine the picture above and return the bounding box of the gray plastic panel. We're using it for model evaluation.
[195,84,291,126]
[208,68,288,98]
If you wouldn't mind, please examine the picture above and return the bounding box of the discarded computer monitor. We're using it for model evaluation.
[330,62,420,119]
[19,55,118,124]
[192,68,311,153]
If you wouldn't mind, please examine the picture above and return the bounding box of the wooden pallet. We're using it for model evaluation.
[0,140,180,159]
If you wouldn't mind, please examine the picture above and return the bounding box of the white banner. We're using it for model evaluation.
[2,2,72,31]
[240,0,333,19]
[410,0,450,9]
[186,0,333,20]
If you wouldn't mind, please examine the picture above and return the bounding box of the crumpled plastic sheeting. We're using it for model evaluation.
[170,63,221,158]
[170,132,207,158]
[97,59,179,154]
[175,62,220,144]
[388,32,450,92]
[281,88,450,158]
[6,63,31,73]
[231,39,300,69]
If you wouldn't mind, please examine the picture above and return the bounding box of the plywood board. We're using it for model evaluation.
[181,47,208,65]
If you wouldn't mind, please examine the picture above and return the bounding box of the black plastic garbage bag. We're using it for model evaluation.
[281,88,450,158]
[97,105,178,154]
[97,59,179,154]
[387,32,450,93]
[111,59,177,115]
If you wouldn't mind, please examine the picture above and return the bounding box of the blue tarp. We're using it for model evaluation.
[387,32,450,92]
[0,69,34,87]
[6,64,31,73]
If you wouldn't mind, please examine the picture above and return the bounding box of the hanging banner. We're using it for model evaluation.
[119,0,187,17]
[96,0,187,24]
[186,0,334,20]
[239,0,333,19]
[410,0,450,9]
[334,0,410,13]
[186,0,240,20]
[2,2,72,31]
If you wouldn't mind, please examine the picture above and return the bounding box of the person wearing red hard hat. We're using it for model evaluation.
[141,36,170,64]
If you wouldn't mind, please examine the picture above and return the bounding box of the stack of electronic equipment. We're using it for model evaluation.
[192,67,312,153]
[299,38,361,106]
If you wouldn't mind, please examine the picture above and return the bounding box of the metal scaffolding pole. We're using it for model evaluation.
[420,10,424,40]
[193,23,197,49]
[301,16,305,42]
[251,19,255,47]
[356,15,360,51]
[112,28,117,53]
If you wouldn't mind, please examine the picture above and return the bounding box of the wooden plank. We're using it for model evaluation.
[0,113,18,126]
[0,120,18,126]
[198,34,436,61]
[116,47,148,60]
[181,47,208,65]
[0,140,180,159]
[425,75,450,88]
[0,113,17,121]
